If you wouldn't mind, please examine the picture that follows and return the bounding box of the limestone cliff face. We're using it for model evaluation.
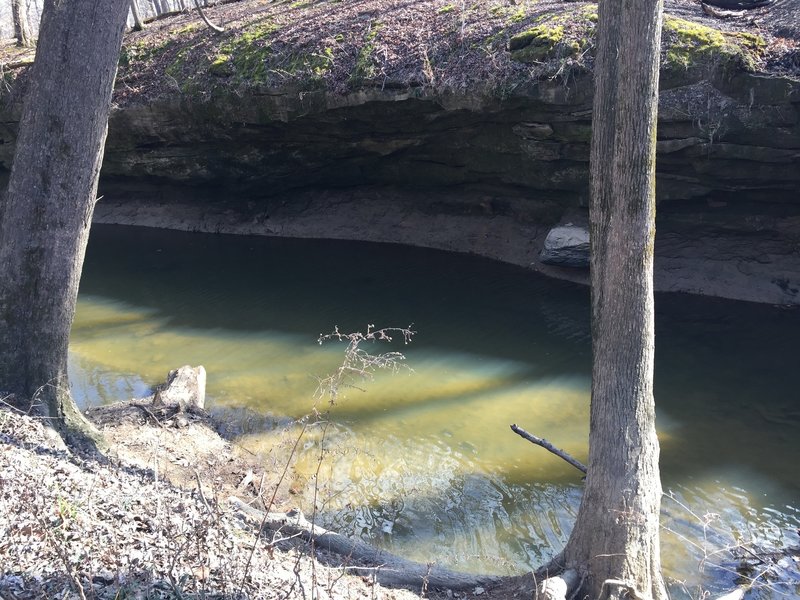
[94,71,800,207]
[0,68,798,304]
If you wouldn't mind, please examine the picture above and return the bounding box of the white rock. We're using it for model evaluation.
[539,225,590,268]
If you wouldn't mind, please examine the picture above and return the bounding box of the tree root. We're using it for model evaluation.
[599,579,650,600]
[229,496,502,591]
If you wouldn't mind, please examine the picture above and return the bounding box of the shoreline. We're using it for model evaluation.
[93,186,800,306]
[1,392,535,600]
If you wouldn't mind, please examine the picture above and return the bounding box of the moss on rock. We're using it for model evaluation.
[507,9,765,75]
[350,21,383,85]
[219,22,281,83]
[510,23,566,63]
[508,6,597,66]
[663,16,765,72]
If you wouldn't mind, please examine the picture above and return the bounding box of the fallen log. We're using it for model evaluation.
[229,496,501,591]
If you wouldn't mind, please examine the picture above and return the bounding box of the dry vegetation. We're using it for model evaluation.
[0,401,439,600]
[106,0,799,106]
[1,0,796,107]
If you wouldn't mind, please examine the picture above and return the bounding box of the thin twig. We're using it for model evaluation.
[193,468,216,516]
[316,325,415,404]
[134,401,167,428]
[309,418,332,592]
[36,513,88,600]
[239,420,309,594]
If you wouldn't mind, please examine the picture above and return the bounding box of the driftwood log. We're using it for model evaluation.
[229,496,501,591]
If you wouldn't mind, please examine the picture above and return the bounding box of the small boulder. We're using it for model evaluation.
[539,224,590,268]
[155,365,206,410]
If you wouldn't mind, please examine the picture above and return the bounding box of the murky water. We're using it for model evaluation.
[71,224,800,598]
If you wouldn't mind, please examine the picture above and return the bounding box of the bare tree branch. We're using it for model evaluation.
[510,424,587,474]
[193,0,225,33]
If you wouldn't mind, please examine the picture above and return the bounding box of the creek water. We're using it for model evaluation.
[70,224,800,598]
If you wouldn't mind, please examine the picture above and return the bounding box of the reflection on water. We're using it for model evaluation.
[71,225,800,598]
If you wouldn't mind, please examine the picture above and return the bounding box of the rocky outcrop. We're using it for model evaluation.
[92,70,800,305]
[1,51,798,304]
[77,70,799,208]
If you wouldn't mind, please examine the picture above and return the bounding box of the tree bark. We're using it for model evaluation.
[0,0,131,447]
[11,0,33,47]
[560,0,667,599]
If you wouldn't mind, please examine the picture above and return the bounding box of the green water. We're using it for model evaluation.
[71,224,800,598]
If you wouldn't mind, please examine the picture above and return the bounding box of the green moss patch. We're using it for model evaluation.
[350,21,383,84]
[508,6,527,24]
[663,16,765,72]
[508,5,597,65]
[209,52,234,76]
[507,9,765,73]
[120,37,177,66]
[171,23,202,35]
[282,46,336,81]
[216,21,280,82]
[509,24,565,62]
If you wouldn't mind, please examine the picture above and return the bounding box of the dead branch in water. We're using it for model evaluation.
[510,424,587,474]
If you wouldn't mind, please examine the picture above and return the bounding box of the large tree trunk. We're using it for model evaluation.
[11,0,33,47]
[0,0,130,447]
[560,0,667,599]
